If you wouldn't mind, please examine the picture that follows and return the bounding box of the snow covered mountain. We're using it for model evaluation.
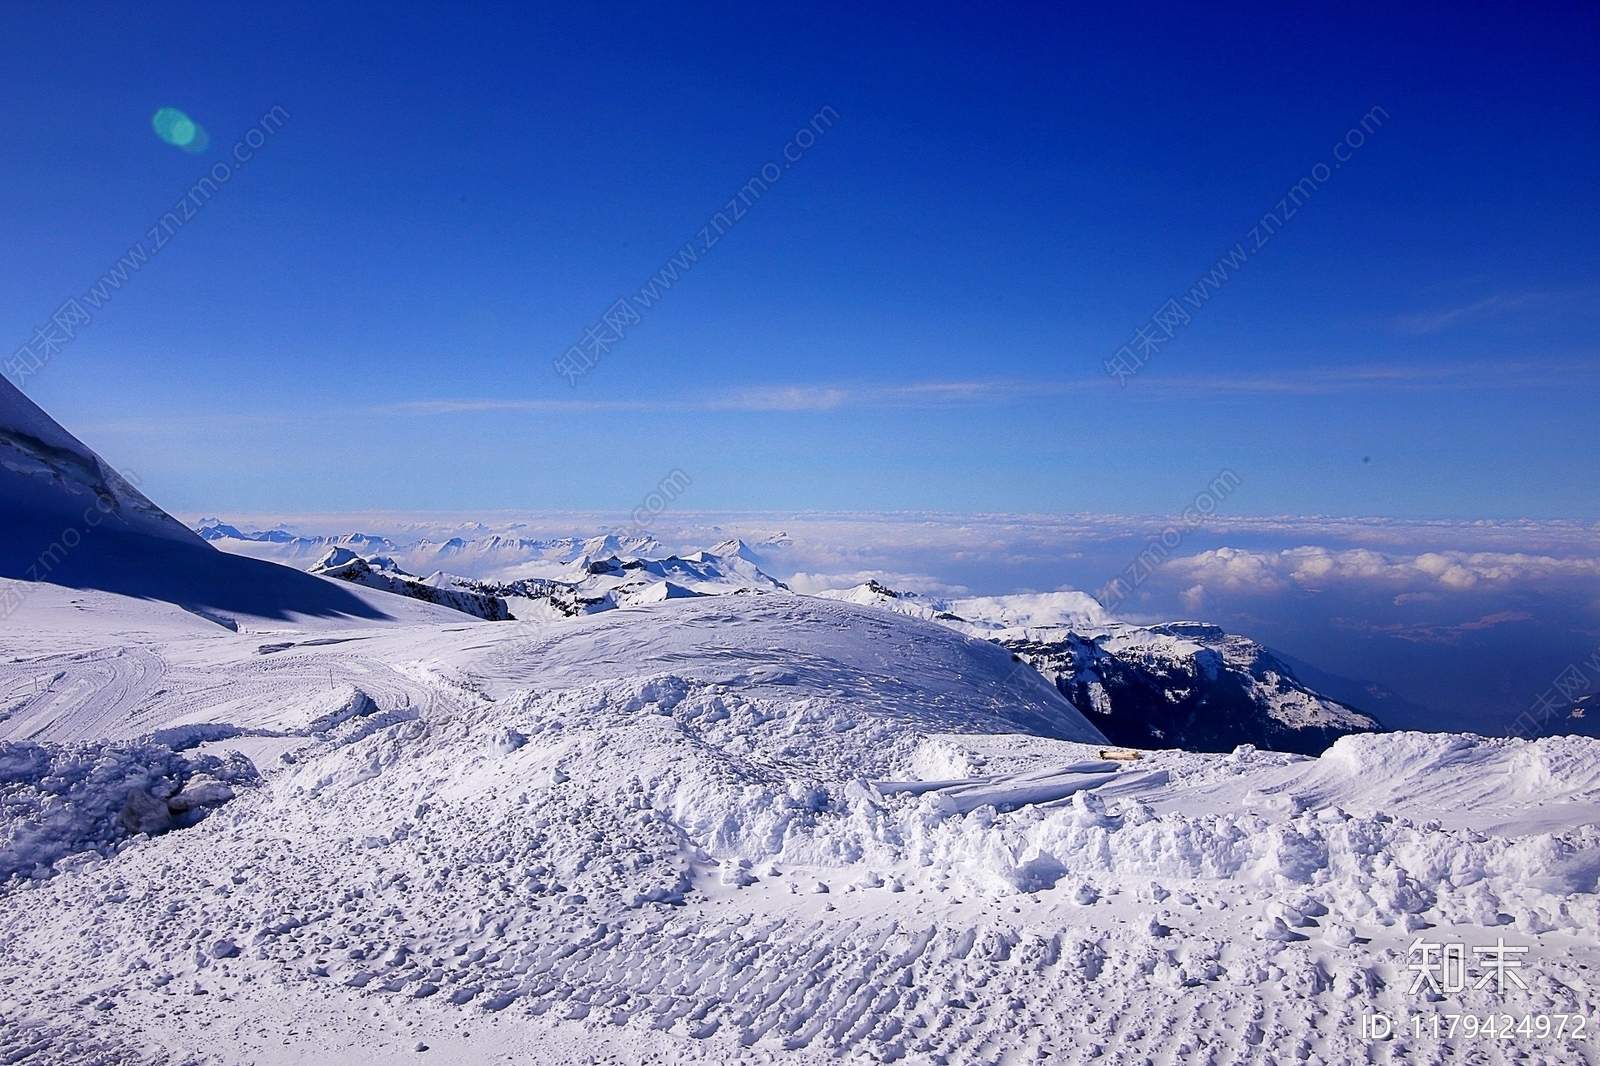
[308,548,513,620]
[303,541,789,621]
[0,379,441,626]
[487,542,788,613]
[822,581,1380,755]
[1009,623,1381,756]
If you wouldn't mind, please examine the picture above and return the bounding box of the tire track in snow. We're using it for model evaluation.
[0,646,167,742]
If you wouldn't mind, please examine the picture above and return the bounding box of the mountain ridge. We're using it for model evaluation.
[820,580,1381,755]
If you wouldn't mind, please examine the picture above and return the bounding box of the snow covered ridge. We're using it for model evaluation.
[822,582,1380,755]
[0,379,198,549]
[309,547,513,621]
[1,381,428,624]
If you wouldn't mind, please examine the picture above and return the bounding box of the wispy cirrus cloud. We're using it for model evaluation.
[702,380,1058,411]
[1131,360,1600,396]
[384,361,1593,418]
[75,382,1089,437]
[78,359,1598,439]
[1391,287,1600,335]
[386,397,659,415]
[388,380,1096,416]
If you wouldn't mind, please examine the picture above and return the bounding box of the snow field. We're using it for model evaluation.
[1,593,1597,1064]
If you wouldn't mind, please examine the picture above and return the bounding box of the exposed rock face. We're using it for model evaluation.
[1003,623,1381,756]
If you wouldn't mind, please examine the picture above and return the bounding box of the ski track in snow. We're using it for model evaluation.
[1,587,1598,1065]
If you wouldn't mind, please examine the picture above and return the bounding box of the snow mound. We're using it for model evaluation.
[484,595,1106,743]
[156,683,387,739]
[0,738,257,884]
[1283,729,1600,830]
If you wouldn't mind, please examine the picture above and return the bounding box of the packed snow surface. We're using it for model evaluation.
[2,580,1598,1065]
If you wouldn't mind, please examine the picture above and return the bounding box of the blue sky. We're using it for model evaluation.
[3,2,1598,518]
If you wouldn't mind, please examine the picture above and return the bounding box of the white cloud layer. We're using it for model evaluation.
[1165,546,1600,595]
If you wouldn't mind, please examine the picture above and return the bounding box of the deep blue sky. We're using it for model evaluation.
[4,2,1597,518]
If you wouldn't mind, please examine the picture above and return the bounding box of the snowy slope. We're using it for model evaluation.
[1,585,1596,1065]
[0,380,433,625]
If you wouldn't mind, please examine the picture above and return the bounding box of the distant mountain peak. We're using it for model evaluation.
[708,538,762,563]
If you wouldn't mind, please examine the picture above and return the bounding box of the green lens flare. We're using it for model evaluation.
[152,108,209,152]
[152,108,194,145]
